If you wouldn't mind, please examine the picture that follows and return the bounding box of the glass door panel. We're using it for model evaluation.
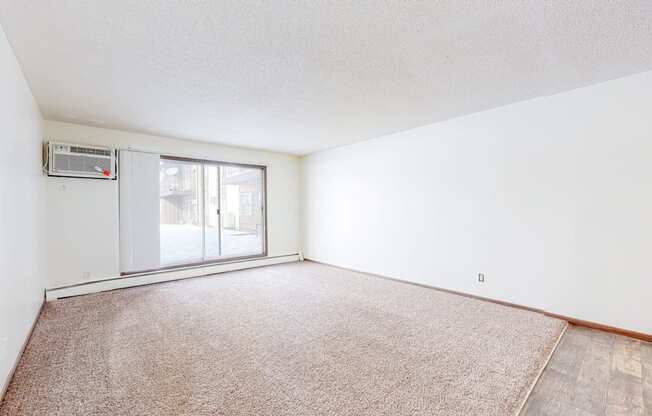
[159,159,203,265]
[220,165,264,257]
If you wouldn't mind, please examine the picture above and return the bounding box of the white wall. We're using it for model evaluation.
[0,26,44,396]
[45,120,301,288]
[46,176,120,287]
[302,70,652,335]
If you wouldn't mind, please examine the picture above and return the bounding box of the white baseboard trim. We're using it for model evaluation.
[1,297,44,404]
[46,254,300,301]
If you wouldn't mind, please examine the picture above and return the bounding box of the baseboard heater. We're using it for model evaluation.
[46,254,300,301]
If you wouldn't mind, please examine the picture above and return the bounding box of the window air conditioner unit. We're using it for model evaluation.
[46,142,117,179]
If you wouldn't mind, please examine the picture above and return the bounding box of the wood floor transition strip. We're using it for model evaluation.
[516,322,569,416]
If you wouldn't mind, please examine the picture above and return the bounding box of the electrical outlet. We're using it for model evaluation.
[82,271,91,280]
[478,273,485,283]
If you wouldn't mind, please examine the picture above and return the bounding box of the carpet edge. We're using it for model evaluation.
[514,320,569,416]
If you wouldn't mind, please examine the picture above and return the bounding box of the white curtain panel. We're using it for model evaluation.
[119,150,161,273]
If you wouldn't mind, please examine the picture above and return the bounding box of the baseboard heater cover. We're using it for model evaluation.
[46,254,300,301]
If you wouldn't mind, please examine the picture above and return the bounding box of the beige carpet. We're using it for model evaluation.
[0,261,566,416]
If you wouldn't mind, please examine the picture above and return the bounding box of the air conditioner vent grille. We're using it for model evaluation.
[70,146,112,157]
[54,153,112,173]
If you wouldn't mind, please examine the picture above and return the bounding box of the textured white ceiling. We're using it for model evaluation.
[1,1,651,155]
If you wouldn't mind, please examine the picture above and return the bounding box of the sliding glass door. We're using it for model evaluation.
[159,157,266,267]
